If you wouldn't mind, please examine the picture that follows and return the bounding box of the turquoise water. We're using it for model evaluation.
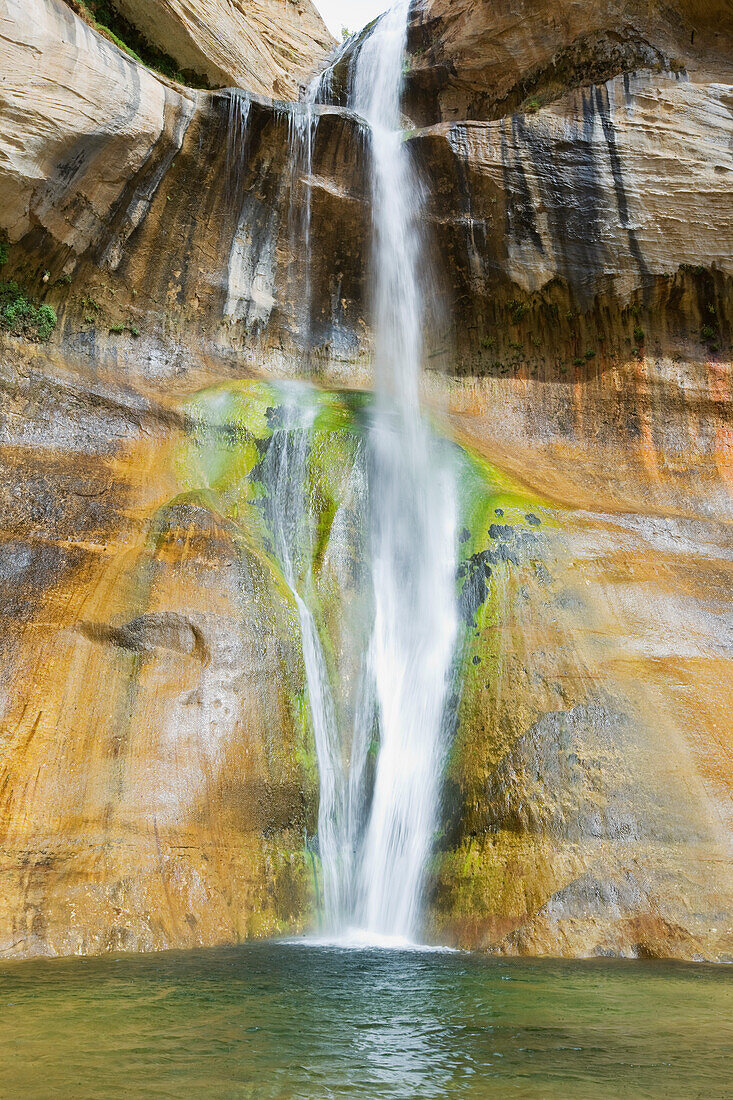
[0,944,730,1098]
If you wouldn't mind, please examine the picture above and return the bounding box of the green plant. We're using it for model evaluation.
[36,304,57,340]
[0,280,57,341]
[633,326,645,344]
[0,240,8,267]
[108,320,140,336]
[584,348,596,359]
[573,356,585,367]
[2,291,32,327]
[508,299,528,324]
[701,324,716,340]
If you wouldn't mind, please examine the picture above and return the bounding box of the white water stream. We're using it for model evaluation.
[349,1,458,940]
[265,1,458,945]
[260,391,346,924]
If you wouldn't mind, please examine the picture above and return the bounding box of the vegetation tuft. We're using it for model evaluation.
[0,281,57,341]
[508,299,528,324]
[0,240,57,341]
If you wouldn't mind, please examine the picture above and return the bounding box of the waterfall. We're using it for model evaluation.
[348,2,458,941]
[287,79,320,348]
[272,1,458,945]
[256,385,350,928]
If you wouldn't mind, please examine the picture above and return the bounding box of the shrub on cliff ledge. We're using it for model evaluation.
[0,281,57,341]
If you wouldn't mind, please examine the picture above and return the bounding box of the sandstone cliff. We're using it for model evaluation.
[109,0,334,97]
[405,0,733,123]
[0,0,731,960]
[63,0,334,97]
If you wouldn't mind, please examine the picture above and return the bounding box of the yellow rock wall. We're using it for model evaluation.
[0,0,730,960]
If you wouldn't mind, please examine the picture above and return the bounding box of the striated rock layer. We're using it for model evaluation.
[0,0,730,959]
[109,0,334,98]
[405,0,733,124]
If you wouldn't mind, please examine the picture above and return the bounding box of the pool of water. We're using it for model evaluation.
[0,943,730,1097]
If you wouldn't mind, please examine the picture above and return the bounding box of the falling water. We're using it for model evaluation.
[348,1,458,941]
[268,1,458,945]
[287,85,320,346]
[256,386,348,927]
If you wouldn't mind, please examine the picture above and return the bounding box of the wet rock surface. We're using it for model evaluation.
[0,0,730,960]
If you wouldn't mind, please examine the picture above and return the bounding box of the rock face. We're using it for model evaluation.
[416,74,732,368]
[405,0,733,124]
[0,0,731,959]
[109,0,334,97]
[0,353,317,953]
[0,0,197,247]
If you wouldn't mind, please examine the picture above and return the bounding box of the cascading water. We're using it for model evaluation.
[257,387,346,927]
[347,2,458,942]
[286,81,320,348]
[270,1,459,945]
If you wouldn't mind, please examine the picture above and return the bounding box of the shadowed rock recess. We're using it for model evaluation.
[0,0,730,959]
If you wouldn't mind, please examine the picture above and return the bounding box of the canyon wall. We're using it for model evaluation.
[65,0,334,97]
[0,0,730,959]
